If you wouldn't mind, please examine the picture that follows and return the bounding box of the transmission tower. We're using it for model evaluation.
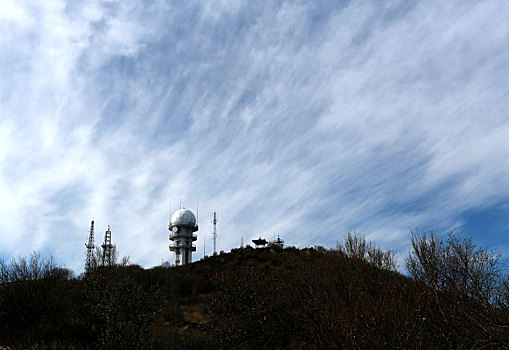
[212,212,218,255]
[102,225,114,266]
[85,220,95,272]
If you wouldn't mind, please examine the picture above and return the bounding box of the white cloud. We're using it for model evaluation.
[1,1,509,272]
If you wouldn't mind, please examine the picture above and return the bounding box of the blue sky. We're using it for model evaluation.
[1,1,509,272]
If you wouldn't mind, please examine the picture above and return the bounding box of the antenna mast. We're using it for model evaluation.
[102,225,114,266]
[212,211,218,255]
[85,220,95,272]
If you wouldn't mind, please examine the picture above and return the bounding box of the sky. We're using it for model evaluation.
[1,0,509,273]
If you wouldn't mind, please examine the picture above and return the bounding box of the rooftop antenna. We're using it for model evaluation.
[212,211,218,255]
[241,235,244,248]
[85,220,95,273]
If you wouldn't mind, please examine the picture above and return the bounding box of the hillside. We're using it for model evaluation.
[1,243,508,349]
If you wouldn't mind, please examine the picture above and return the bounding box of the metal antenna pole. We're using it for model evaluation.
[102,225,113,266]
[85,220,95,273]
[212,211,218,255]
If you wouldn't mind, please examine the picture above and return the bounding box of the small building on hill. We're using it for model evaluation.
[252,237,267,248]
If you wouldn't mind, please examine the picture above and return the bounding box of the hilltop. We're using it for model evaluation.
[1,236,508,349]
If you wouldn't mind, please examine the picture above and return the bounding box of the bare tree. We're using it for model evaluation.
[336,231,397,271]
[406,232,505,303]
[0,252,71,282]
[0,253,73,345]
[89,245,123,269]
[406,232,509,348]
[119,255,131,267]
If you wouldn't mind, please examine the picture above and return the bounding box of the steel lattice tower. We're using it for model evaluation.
[85,220,95,272]
[102,225,114,266]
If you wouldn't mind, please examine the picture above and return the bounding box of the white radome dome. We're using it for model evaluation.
[170,208,197,226]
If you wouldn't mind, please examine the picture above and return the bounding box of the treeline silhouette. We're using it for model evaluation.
[0,232,507,349]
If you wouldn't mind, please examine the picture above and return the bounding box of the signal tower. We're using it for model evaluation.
[102,225,115,266]
[85,220,95,272]
[212,212,218,255]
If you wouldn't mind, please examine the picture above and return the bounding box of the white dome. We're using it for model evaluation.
[170,208,197,226]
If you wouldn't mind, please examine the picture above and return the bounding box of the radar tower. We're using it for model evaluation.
[169,207,198,265]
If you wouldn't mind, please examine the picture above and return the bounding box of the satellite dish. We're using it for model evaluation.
[172,227,178,233]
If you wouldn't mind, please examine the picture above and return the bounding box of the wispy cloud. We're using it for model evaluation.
[1,0,509,271]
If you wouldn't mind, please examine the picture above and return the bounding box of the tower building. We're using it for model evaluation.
[169,208,198,266]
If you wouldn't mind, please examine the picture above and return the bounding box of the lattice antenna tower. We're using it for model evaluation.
[102,225,114,266]
[85,220,95,273]
[212,211,218,255]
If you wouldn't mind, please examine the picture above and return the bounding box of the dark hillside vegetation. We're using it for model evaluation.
[0,234,508,349]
